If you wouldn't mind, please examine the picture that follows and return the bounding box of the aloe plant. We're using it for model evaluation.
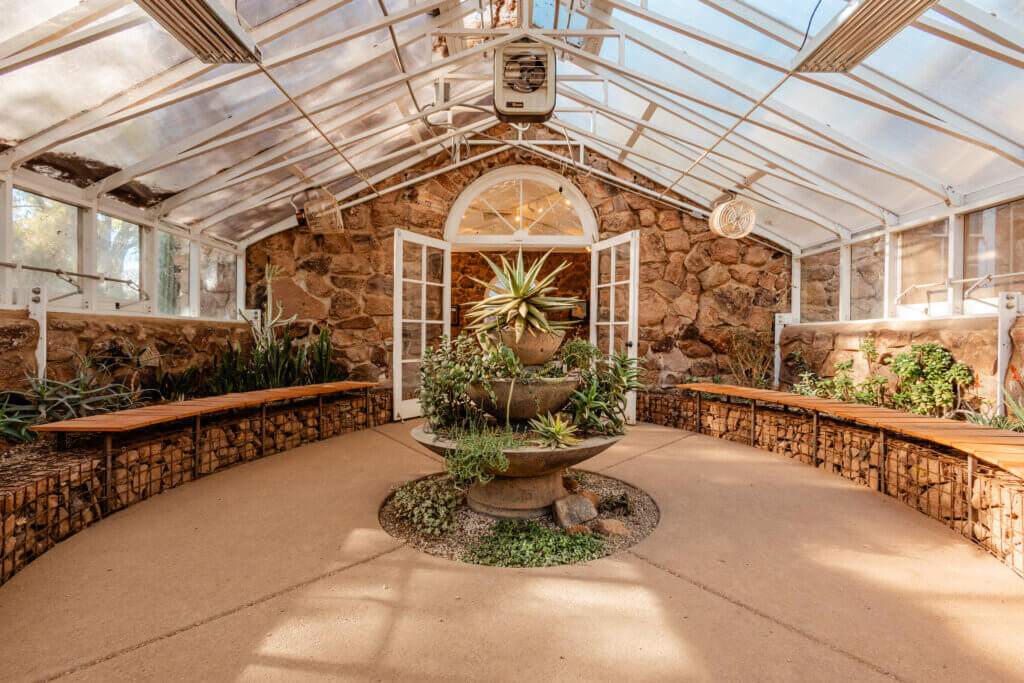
[528,413,581,449]
[465,250,581,342]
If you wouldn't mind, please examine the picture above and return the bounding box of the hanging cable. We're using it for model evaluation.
[256,63,381,198]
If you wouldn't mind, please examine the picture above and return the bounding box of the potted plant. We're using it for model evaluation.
[465,250,582,366]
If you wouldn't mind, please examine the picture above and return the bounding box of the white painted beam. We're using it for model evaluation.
[935,0,1024,53]
[0,0,130,60]
[0,0,362,170]
[0,9,148,76]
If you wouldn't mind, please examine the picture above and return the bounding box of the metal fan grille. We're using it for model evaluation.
[710,199,756,239]
[503,53,547,93]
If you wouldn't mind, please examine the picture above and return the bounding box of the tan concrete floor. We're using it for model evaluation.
[2,421,1024,682]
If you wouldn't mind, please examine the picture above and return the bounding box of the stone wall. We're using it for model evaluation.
[639,390,1024,577]
[800,248,840,322]
[0,310,249,391]
[246,124,792,387]
[0,388,391,586]
[450,250,590,338]
[779,317,1024,405]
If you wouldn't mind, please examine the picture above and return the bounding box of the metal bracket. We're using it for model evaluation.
[997,291,1021,416]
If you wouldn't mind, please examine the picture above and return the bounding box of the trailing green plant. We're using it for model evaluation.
[551,337,601,374]
[445,424,515,489]
[727,327,773,388]
[156,364,201,401]
[465,249,581,341]
[466,520,604,567]
[392,478,464,536]
[418,333,486,432]
[887,342,972,416]
[528,413,581,448]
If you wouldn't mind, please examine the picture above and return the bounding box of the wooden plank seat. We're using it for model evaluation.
[30,381,379,434]
[678,383,1024,480]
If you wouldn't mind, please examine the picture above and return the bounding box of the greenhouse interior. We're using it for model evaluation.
[3,0,1024,679]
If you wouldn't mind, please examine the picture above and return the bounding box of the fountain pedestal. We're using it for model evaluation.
[411,425,623,518]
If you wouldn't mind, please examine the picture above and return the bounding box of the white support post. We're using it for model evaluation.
[790,255,801,323]
[79,204,97,310]
[27,286,47,379]
[0,172,11,306]
[189,237,201,317]
[141,225,158,314]
[235,251,246,320]
[949,211,965,315]
[773,312,796,389]
[839,242,851,322]
[883,230,898,319]
[997,292,1021,416]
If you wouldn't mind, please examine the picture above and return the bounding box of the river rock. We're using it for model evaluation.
[553,494,598,528]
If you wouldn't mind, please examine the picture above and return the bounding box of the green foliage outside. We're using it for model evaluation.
[962,395,1024,431]
[392,478,464,536]
[465,520,604,567]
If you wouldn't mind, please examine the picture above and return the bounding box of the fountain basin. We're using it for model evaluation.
[465,376,578,422]
[411,424,623,518]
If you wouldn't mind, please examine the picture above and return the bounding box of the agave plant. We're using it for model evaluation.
[528,413,581,449]
[466,250,581,342]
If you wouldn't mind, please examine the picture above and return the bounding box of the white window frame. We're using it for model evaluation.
[444,165,598,249]
[0,169,244,322]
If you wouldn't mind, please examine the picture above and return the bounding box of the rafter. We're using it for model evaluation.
[537,31,952,202]
[935,0,1024,53]
[0,8,147,77]
[0,0,130,60]
[0,0,362,170]
[594,0,1024,166]
[160,84,491,217]
[561,87,879,222]
[88,4,487,197]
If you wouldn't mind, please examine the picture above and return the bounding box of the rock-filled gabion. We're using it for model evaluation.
[0,390,391,586]
[639,390,1024,578]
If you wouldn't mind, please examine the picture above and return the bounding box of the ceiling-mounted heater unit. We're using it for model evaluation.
[134,0,262,63]
[792,0,938,73]
[494,37,556,123]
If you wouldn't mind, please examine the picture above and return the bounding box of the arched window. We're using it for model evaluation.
[444,165,597,248]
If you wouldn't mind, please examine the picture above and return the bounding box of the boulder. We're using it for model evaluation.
[743,245,772,267]
[578,490,601,506]
[592,519,629,536]
[683,245,712,273]
[562,477,580,492]
[709,238,741,264]
[552,494,598,528]
[698,262,731,290]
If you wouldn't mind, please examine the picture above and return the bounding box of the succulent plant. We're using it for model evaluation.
[466,250,581,342]
[528,412,582,449]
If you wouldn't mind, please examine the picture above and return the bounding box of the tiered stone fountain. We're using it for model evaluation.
[412,329,623,519]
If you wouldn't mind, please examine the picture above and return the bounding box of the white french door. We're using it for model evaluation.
[393,230,451,420]
[590,230,640,424]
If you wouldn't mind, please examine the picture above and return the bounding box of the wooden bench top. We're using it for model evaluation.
[30,381,378,434]
[678,383,1024,480]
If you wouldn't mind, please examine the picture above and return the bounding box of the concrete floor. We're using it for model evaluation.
[2,422,1024,682]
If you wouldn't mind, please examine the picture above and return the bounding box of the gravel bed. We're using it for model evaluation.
[379,469,659,565]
